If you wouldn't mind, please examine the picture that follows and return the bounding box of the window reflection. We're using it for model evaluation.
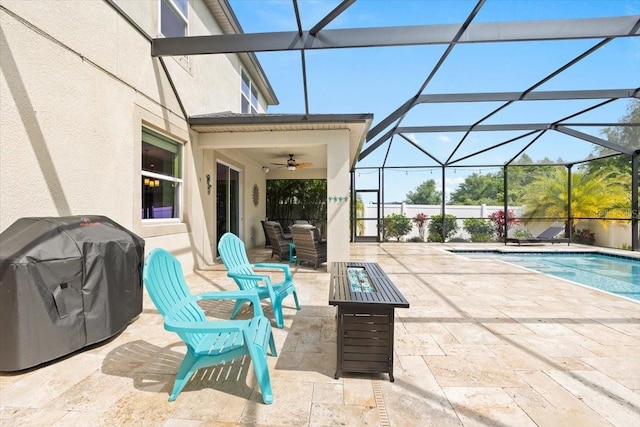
[141,129,181,220]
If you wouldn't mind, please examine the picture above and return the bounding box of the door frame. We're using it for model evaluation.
[215,160,242,256]
[352,189,381,242]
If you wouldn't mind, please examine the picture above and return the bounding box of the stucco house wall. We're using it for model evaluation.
[0,0,271,272]
[1,0,370,272]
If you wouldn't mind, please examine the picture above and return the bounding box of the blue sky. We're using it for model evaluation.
[228,0,640,202]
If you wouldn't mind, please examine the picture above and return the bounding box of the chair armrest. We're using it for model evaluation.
[226,273,276,306]
[253,263,292,280]
[228,271,278,309]
[197,290,260,303]
[196,290,264,317]
[227,272,271,284]
[253,262,290,272]
[164,318,249,334]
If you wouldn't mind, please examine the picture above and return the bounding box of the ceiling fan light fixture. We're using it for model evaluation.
[271,153,311,171]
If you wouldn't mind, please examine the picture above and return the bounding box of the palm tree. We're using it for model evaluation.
[355,196,365,236]
[522,166,630,234]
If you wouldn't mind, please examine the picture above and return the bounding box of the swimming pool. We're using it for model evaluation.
[450,251,640,302]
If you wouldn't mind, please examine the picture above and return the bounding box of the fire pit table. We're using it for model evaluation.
[329,262,409,381]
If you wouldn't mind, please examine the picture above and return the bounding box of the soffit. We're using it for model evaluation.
[190,113,371,133]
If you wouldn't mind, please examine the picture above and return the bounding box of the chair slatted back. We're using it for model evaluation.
[537,226,565,239]
[143,248,206,344]
[218,233,259,290]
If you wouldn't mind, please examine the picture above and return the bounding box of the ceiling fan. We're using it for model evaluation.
[271,154,313,171]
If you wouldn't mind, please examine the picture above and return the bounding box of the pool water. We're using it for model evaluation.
[452,252,640,302]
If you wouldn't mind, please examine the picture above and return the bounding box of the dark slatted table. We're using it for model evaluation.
[329,262,409,381]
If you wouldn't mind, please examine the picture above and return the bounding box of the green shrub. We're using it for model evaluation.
[462,218,493,242]
[407,236,425,243]
[512,227,533,239]
[427,214,459,242]
[383,213,412,241]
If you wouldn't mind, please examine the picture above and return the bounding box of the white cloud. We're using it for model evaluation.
[404,133,418,144]
[443,176,465,200]
[437,135,451,143]
[446,176,466,185]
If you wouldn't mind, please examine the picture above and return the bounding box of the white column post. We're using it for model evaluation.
[326,130,350,269]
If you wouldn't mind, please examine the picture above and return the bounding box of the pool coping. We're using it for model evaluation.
[445,247,640,304]
[446,248,640,262]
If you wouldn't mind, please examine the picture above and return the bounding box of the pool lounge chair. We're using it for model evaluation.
[506,226,570,245]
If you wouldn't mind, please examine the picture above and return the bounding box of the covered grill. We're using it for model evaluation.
[0,216,144,371]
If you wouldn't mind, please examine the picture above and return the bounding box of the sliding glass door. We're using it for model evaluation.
[216,162,240,255]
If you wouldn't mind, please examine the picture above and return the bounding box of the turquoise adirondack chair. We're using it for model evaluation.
[142,248,277,403]
[218,233,300,329]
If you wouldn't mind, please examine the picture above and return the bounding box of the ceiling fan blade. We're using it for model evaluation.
[271,155,312,170]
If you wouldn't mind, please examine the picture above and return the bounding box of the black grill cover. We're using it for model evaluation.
[0,216,144,371]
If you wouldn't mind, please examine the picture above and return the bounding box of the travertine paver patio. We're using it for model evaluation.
[1,243,639,426]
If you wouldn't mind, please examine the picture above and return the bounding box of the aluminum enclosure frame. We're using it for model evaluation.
[151,0,639,250]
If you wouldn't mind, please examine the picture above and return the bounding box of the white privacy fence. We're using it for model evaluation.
[360,203,634,249]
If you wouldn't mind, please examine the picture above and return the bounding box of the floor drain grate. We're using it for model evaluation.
[372,380,390,427]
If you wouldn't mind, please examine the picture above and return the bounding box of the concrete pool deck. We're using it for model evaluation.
[1,243,639,426]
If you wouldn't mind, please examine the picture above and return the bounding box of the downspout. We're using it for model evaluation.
[632,151,639,251]
[566,164,573,241]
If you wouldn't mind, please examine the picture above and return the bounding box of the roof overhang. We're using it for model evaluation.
[190,113,374,171]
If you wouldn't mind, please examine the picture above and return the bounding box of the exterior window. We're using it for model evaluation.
[160,0,188,38]
[142,128,182,220]
[241,69,258,114]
